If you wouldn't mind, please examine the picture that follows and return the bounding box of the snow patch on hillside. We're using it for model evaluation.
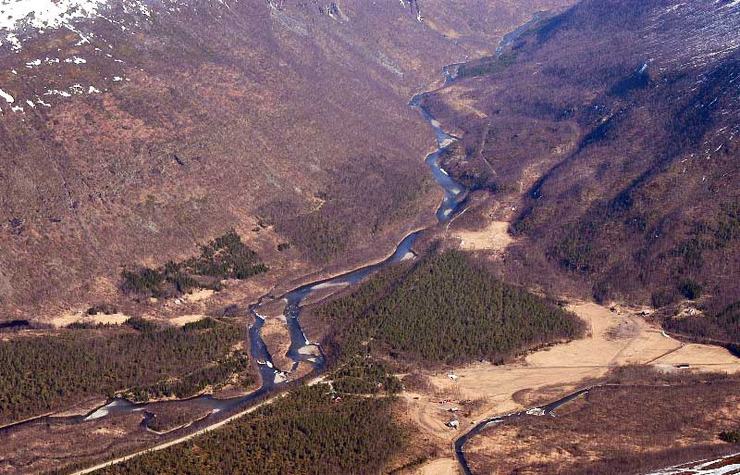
[1,0,109,32]
[649,0,740,70]
[0,0,153,52]
[0,88,14,103]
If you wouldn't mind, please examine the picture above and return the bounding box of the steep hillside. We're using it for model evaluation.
[0,0,571,320]
[424,0,739,338]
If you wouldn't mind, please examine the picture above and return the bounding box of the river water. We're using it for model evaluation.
[0,71,469,438]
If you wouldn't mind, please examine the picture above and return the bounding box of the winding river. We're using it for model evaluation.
[7,17,727,475]
[1,23,587,473]
[0,68,470,445]
[244,84,469,392]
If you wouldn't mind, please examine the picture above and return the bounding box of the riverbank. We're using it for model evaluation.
[6,57,467,474]
[71,373,327,475]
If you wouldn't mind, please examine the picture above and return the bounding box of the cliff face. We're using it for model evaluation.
[0,0,571,319]
[426,0,739,317]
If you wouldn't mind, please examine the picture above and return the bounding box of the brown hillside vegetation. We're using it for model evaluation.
[423,0,740,338]
[3,1,738,474]
[0,0,572,321]
[466,369,740,475]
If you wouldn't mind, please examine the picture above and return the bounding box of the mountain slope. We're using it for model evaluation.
[0,0,571,320]
[424,0,739,337]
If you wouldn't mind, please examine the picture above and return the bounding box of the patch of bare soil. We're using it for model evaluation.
[167,314,208,327]
[182,289,215,303]
[301,283,351,307]
[260,317,293,372]
[511,383,594,409]
[452,221,514,254]
[48,398,110,419]
[435,84,489,120]
[413,458,460,475]
[255,298,287,320]
[51,311,131,328]
[289,361,317,382]
[146,402,214,434]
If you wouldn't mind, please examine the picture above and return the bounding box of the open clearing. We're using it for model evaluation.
[452,221,513,253]
[400,301,739,471]
[51,311,131,328]
[183,289,215,303]
[168,314,208,327]
[413,458,459,475]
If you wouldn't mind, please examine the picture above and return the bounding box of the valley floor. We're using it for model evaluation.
[394,301,739,474]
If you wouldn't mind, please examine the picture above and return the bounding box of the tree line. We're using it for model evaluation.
[121,230,267,299]
[98,384,404,475]
[0,319,250,424]
[317,249,586,366]
[90,249,583,474]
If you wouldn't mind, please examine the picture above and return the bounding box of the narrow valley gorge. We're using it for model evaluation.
[0,1,738,474]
